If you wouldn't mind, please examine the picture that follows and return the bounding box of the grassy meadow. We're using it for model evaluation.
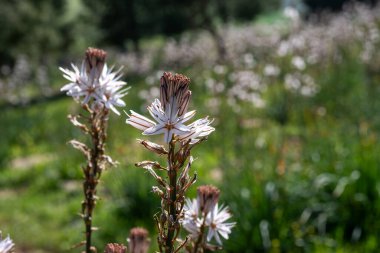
[1,3,380,252]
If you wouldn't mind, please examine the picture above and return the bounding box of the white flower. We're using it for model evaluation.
[291,56,306,70]
[0,232,14,253]
[178,117,215,145]
[182,198,202,238]
[126,99,194,143]
[206,204,236,245]
[126,72,214,143]
[60,48,129,115]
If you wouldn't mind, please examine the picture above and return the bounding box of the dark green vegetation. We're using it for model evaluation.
[1,2,380,253]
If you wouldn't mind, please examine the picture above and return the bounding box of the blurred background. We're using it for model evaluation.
[1,0,380,252]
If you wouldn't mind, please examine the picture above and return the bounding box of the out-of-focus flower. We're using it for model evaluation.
[126,72,214,143]
[127,227,150,253]
[206,204,236,245]
[60,48,129,115]
[0,231,14,253]
[263,64,280,77]
[283,7,300,23]
[182,198,202,239]
[291,56,306,70]
[182,186,235,246]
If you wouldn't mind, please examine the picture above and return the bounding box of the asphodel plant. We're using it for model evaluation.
[126,72,235,253]
[60,47,128,253]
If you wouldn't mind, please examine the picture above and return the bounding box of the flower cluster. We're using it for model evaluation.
[126,72,214,143]
[61,48,125,253]
[60,47,129,115]
[182,185,236,249]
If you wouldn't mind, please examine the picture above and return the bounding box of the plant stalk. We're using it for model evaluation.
[165,139,178,253]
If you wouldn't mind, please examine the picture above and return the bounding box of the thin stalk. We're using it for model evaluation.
[82,109,108,253]
[165,139,177,253]
[192,215,207,253]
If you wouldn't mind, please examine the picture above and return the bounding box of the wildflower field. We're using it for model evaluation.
[1,2,380,252]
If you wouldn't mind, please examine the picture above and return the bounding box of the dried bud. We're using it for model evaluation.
[178,156,194,187]
[152,186,164,197]
[104,243,127,253]
[85,47,107,76]
[160,72,191,117]
[127,227,150,253]
[135,161,166,171]
[138,139,168,155]
[197,185,220,214]
[68,115,89,133]
[68,140,90,159]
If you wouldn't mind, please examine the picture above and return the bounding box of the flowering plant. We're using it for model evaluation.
[126,72,235,253]
[60,48,128,253]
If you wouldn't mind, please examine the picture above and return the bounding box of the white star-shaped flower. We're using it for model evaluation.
[126,72,214,143]
[126,99,195,143]
[182,198,202,239]
[60,48,129,115]
[205,204,236,245]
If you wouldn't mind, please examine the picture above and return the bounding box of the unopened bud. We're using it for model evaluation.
[127,227,150,253]
[197,185,220,214]
[160,72,191,117]
[138,139,168,155]
[85,47,107,76]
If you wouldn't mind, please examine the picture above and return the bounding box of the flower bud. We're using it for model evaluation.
[197,185,220,214]
[127,227,150,253]
[85,47,107,76]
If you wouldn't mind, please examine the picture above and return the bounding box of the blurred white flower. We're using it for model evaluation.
[60,48,129,115]
[263,64,280,77]
[0,232,14,253]
[182,186,235,246]
[206,204,236,245]
[283,7,300,23]
[291,56,306,70]
[182,198,202,238]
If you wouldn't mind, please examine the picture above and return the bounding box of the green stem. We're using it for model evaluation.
[192,214,207,253]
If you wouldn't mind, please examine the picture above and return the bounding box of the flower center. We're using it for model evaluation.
[165,122,174,130]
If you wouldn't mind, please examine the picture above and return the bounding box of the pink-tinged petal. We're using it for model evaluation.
[164,129,172,143]
[143,124,166,135]
[126,110,156,131]
[108,104,120,116]
[174,123,191,132]
[60,83,75,91]
[214,230,222,245]
[207,228,215,242]
[181,110,196,123]
[148,100,167,123]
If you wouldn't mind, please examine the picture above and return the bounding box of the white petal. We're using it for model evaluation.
[181,110,196,123]
[143,125,166,135]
